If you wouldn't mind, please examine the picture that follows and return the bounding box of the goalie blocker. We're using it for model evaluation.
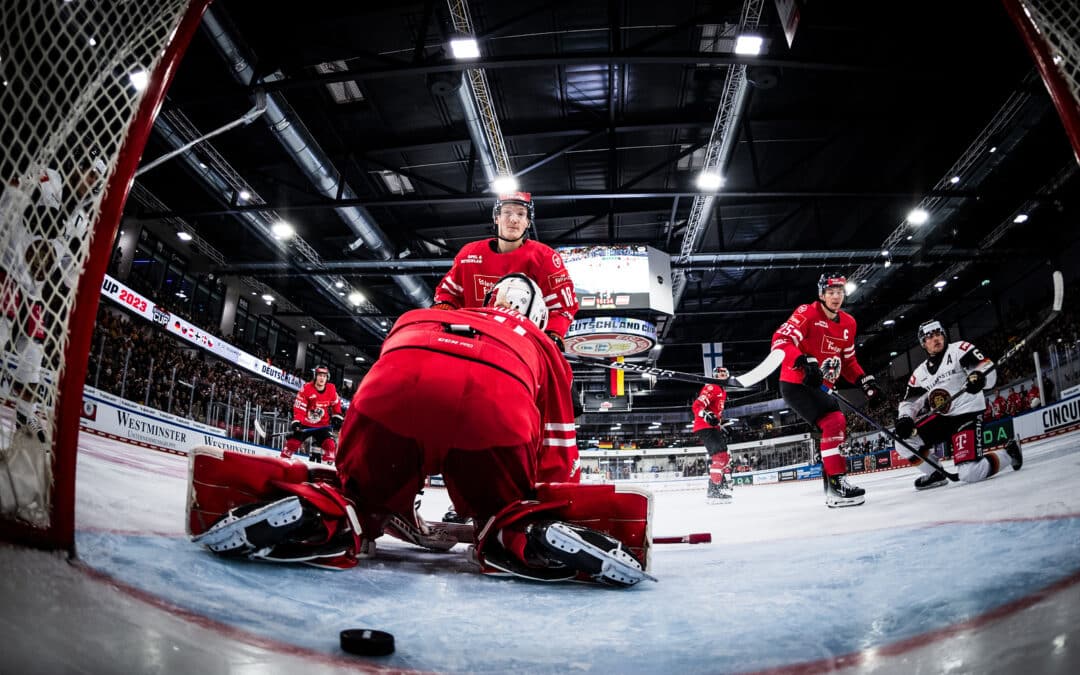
[187,448,655,587]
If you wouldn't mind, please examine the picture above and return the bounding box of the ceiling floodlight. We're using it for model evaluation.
[696,171,724,190]
[450,38,480,59]
[844,281,857,294]
[734,34,763,55]
[348,291,365,306]
[176,231,193,242]
[238,190,251,202]
[271,220,295,239]
[949,176,960,184]
[883,319,895,326]
[1013,213,1029,223]
[492,175,518,193]
[335,280,345,288]
[906,208,929,225]
[261,294,274,302]
[934,280,947,289]
[313,330,326,336]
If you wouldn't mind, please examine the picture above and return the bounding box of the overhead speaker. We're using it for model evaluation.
[427,71,463,97]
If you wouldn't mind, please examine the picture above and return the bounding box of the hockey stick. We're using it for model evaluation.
[653,532,712,545]
[564,349,783,390]
[911,269,1064,426]
[253,418,267,441]
[825,387,960,481]
[261,424,334,440]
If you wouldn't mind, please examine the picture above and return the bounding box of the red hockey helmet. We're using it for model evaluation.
[313,365,329,377]
[492,191,535,225]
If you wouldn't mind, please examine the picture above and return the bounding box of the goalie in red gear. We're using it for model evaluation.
[281,365,344,464]
[692,366,732,503]
[336,273,654,587]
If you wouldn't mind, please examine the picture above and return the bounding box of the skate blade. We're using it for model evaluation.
[545,523,657,585]
[915,480,948,491]
[825,496,865,508]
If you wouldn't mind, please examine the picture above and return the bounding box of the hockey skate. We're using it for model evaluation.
[706,477,733,504]
[1006,440,1023,470]
[525,520,656,587]
[824,473,865,508]
[16,412,46,444]
[914,470,948,491]
[442,507,472,525]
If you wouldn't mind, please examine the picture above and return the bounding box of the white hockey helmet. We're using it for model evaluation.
[917,319,947,346]
[486,273,548,330]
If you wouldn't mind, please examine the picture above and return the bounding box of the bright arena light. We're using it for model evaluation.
[271,220,295,239]
[734,35,764,55]
[906,208,929,225]
[844,281,857,294]
[261,293,274,302]
[1013,213,1029,223]
[450,38,480,59]
[348,291,365,306]
[176,231,193,242]
[696,171,724,190]
[492,175,518,193]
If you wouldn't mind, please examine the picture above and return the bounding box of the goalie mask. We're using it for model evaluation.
[485,273,548,330]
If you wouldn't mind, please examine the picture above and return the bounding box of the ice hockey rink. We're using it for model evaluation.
[3,431,1080,675]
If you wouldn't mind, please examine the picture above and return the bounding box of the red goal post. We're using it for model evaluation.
[1002,0,1080,165]
[0,0,212,551]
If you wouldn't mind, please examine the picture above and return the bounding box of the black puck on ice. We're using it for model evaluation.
[340,628,395,656]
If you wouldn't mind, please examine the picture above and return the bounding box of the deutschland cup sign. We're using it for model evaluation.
[564,317,657,357]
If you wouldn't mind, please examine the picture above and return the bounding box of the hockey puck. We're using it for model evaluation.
[340,628,395,656]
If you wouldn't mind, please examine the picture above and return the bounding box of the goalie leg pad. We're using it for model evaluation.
[472,482,653,585]
[192,496,304,556]
[187,447,309,537]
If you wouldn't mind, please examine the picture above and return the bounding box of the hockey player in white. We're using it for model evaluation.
[893,320,1022,489]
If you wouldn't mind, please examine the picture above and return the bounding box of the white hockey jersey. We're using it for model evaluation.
[898,340,996,419]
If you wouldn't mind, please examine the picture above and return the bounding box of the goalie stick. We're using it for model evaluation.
[415,520,711,547]
[565,349,784,390]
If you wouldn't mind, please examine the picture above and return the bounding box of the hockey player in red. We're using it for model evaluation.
[281,365,344,464]
[771,274,880,507]
[692,367,732,503]
[186,275,653,587]
[339,273,651,586]
[433,191,579,346]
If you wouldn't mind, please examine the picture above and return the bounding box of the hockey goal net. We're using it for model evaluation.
[0,0,210,550]
[1003,0,1080,164]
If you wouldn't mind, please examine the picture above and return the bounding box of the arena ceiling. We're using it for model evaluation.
[126,0,1079,424]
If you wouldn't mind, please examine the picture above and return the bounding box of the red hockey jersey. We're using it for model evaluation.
[292,381,342,428]
[372,306,580,484]
[433,238,579,337]
[691,383,727,433]
[771,301,866,389]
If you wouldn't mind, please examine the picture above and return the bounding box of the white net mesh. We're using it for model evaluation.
[0,0,195,529]
[1021,0,1079,107]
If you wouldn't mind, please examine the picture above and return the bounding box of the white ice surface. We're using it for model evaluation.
[7,433,1080,674]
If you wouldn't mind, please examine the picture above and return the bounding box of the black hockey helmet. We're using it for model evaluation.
[817,274,847,297]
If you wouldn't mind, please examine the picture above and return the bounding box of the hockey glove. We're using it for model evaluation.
[858,374,881,402]
[331,414,344,431]
[795,355,823,389]
[703,411,720,427]
[546,330,566,352]
[290,420,302,434]
[965,370,987,394]
[894,416,915,440]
